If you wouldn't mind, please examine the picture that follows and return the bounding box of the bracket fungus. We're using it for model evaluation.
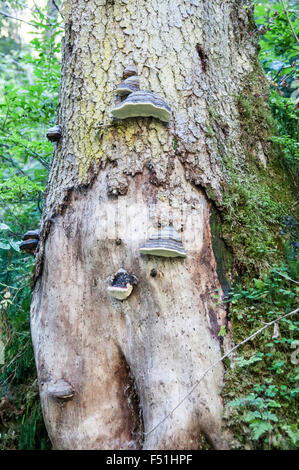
[20,229,40,255]
[22,229,40,241]
[122,65,138,79]
[140,226,187,258]
[111,91,171,123]
[47,379,75,400]
[46,125,62,142]
[115,75,140,96]
[107,268,138,301]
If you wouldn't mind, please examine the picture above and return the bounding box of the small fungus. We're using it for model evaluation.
[20,229,40,255]
[115,75,140,96]
[111,91,171,123]
[19,239,39,255]
[140,226,187,258]
[122,65,138,79]
[46,125,62,142]
[22,229,40,241]
[47,379,75,400]
[107,268,137,301]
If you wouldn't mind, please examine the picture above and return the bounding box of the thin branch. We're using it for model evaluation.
[0,9,53,27]
[0,136,50,169]
[144,307,299,437]
[0,10,35,26]
[0,341,29,373]
[0,282,19,290]
[52,0,60,13]
[280,0,299,45]
[0,154,29,177]
[143,64,160,74]
[12,0,53,21]
[265,262,299,285]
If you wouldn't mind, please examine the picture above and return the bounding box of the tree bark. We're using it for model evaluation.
[31,0,264,450]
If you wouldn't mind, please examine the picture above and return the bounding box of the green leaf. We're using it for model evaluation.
[0,223,11,231]
[250,421,273,440]
[218,325,227,337]
[9,240,20,252]
[0,241,10,250]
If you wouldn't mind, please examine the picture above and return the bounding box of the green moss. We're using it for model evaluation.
[221,263,299,449]
[211,67,296,277]
[221,161,294,274]
[210,206,232,293]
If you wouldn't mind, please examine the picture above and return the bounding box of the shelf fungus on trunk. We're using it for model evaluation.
[47,379,75,401]
[122,65,138,79]
[139,226,187,258]
[19,229,40,255]
[46,125,62,142]
[111,91,171,123]
[115,75,140,96]
[107,268,138,301]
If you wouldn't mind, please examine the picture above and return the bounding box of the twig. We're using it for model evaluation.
[265,262,299,285]
[280,0,299,45]
[52,0,60,13]
[0,282,19,290]
[0,10,35,26]
[0,153,29,177]
[13,0,53,21]
[144,307,299,436]
[143,64,160,74]
[0,341,29,373]
[0,9,53,27]
[0,135,50,170]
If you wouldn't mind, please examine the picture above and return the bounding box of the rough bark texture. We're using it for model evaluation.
[31,0,264,450]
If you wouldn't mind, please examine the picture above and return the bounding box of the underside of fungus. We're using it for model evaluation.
[107,284,133,301]
[107,268,137,301]
[122,65,138,79]
[19,239,39,254]
[47,379,75,400]
[46,125,62,142]
[140,226,187,258]
[111,91,171,122]
[20,229,40,255]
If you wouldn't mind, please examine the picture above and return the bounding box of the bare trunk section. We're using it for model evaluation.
[31,0,262,449]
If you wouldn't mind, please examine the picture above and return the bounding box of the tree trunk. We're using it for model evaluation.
[30,0,266,450]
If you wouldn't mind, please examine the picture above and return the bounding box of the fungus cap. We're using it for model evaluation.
[140,226,187,258]
[111,91,171,123]
[22,229,40,241]
[122,65,138,79]
[115,75,140,96]
[46,125,62,142]
[107,268,136,301]
[47,379,74,399]
[19,239,39,254]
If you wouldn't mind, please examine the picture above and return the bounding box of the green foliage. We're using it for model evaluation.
[0,1,62,450]
[255,0,299,179]
[222,221,298,449]
[221,1,299,449]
